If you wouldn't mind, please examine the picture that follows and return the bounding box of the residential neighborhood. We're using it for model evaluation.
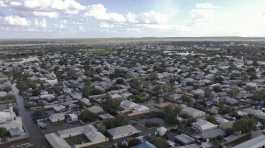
[1,38,265,148]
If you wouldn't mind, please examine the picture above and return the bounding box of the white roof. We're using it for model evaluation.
[120,100,149,112]
[45,133,71,148]
[80,98,91,106]
[68,113,78,119]
[0,111,13,123]
[110,94,122,99]
[0,91,7,97]
[46,79,58,86]
[49,113,65,122]
[193,119,217,131]
[40,94,55,99]
[83,125,106,143]
[48,124,107,147]
[88,105,104,114]
[58,124,106,143]
[108,125,141,139]
[121,100,138,109]
[53,105,65,112]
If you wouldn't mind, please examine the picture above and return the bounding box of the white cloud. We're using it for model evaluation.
[0,1,7,7]
[85,4,126,23]
[85,4,169,26]
[34,18,47,28]
[139,11,168,25]
[9,1,22,7]
[24,0,85,14]
[191,3,216,24]
[99,22,115,29]
[4,15,30,26]
[4,1,264,37]
[33,11,58,18]
[126,13,138,23]
[195,3,217,9]
[108,13,126,23]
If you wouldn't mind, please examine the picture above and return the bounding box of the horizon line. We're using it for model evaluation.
[1,36,265,41]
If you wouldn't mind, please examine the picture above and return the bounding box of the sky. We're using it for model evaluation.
[0,0,265,38]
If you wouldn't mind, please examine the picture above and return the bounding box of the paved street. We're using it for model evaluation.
[12,85,50,148]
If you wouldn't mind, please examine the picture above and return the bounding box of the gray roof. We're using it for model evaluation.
[45,133,71,148]
[107,125,141,139]
[232,135,265,148]
[201,128,225,139]
[175,134,195,145]
[181,105,206,118]
[45,124,107,148]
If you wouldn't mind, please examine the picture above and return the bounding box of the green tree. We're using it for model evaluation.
[129,77,144,93]
[102,99,120,114]
[206,115,217,124]
[128,138,141,147]
[229,87,240,98]
[218,102,234,115]
[254,89,265,101]
[103,115,128,129]
[130,94,146,103]
[233,117,257,133]
[79,109,97,122]
[0,95,16,103]
[150,137,168,148]
[0,128,9,138]
[182,95,193,106]
[210,136,224,147]
[83,80,92,97]
[163,106,181,125]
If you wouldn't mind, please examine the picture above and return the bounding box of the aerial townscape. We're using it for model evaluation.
[0,38,265,148]
[0,0,265,147]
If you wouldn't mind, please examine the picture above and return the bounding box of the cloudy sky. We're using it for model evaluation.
[0,0,265,38]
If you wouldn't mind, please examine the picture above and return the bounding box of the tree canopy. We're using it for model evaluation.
[0,128,9,138]
[79,109,97,122]
[163,105,181,125]
[102,99,120,114]
[233,117,257,133]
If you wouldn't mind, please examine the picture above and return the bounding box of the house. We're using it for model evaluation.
[223,97,239,105]
[120,100,150,113]
[88,105,104,114]
[45,133,71,148]
[49,113,65,123]
[0,106,25,137]
[243,108,265,120]
[181,105,206,119]
[45,124,107,148]
[99,113,114,120]
[107,125,141,140]
[175,134,195,145]
[0,91,7,97]
[232,135,265,148]
[215,115,229,125]
[0,73,8,82]
[67,113,78,122]
[132,141,157,148]
[52,105,66,112]
[46,79,58,86]
[79,98,91,106]
[109,93,122,100]
[156,127,167,136]
[40,94,55,101]
[192,119,217,132]
[201,128,225,139]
